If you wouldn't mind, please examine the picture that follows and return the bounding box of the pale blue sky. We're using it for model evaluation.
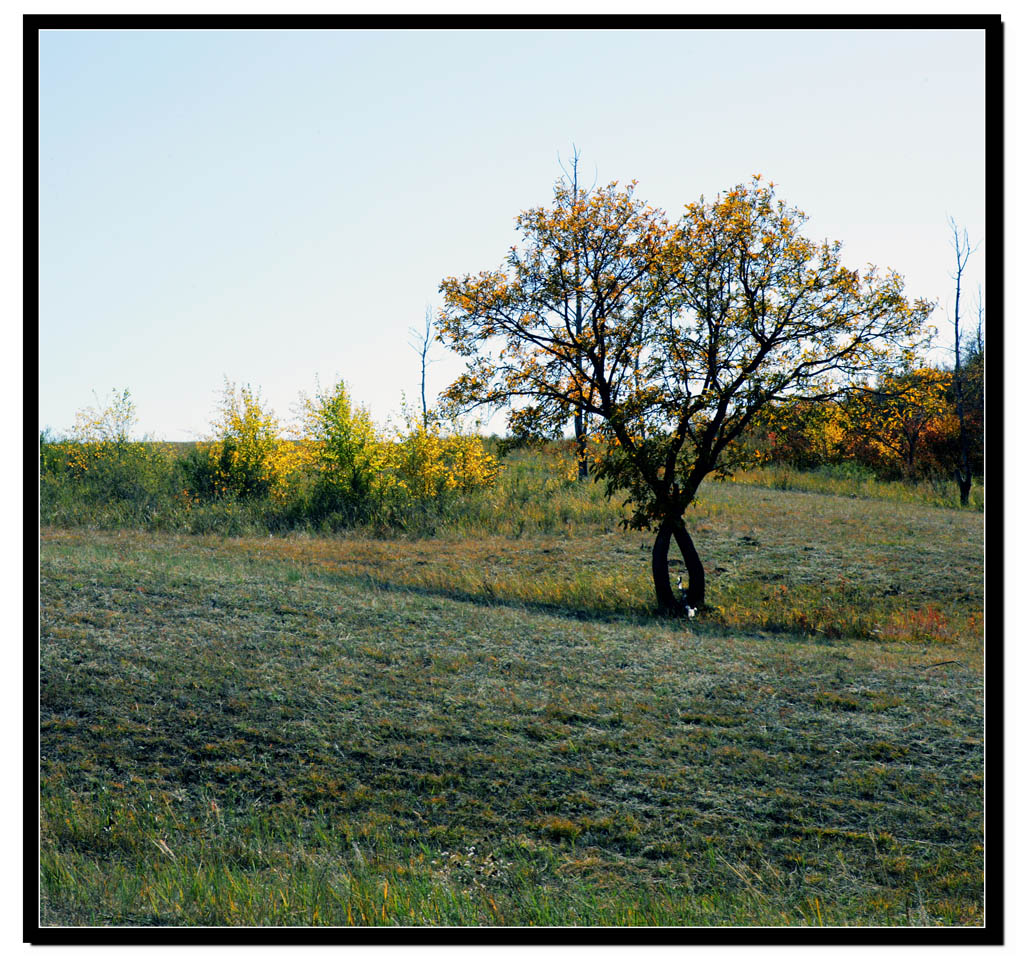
[37,27,988,440]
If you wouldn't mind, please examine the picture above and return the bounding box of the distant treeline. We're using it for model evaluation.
[742,350,984,483]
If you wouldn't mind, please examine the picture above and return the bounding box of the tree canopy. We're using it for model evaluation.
[438,175,934,614]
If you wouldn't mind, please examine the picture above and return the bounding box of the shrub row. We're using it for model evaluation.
[40,381,500,535]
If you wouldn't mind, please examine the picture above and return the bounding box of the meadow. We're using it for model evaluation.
[38,451,985,927]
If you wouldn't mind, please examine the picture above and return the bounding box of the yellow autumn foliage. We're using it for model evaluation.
[202,379,291,499]
[199,380,498,516]
[377,411,499,500]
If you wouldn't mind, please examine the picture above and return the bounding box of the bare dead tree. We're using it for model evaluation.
[409,305,436,425]
[974,284,985,356]
[948,219,976,507]
[968,285,985,481]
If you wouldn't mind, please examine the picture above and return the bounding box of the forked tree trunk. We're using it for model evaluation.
[652,516,706,615]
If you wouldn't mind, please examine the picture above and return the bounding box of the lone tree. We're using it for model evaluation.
[438,176,933,615]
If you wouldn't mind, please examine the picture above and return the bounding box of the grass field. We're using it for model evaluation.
[38,474,985,927]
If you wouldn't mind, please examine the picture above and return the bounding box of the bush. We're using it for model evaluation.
[296,379,376,523]
[204,380,283,499]
[386,413,499,500]
[177,446,222,501]
[39,390,179,525]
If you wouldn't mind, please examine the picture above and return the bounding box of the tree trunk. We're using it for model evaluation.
[955,467,972,507]
[420,352,428,426]
[954,389,972,507]
[652,516,705,615]
[574,411,589,480]
[673,521,706,608]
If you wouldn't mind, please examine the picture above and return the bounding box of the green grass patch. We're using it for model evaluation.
[728,463,983,512]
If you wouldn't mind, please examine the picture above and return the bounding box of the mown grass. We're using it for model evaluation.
[38,476,984,927]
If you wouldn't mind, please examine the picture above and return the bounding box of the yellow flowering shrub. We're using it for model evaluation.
[203,379,288,499]
[264,439,314,504]
[384,412,499,500]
